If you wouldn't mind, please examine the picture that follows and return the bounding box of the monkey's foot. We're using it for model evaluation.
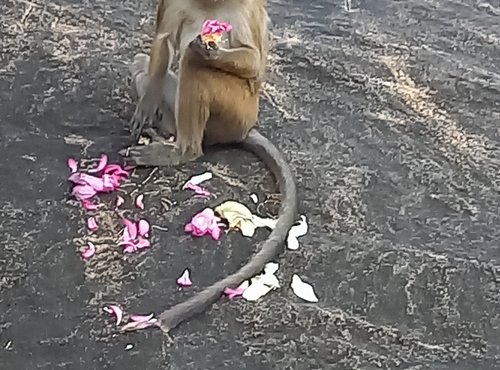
[120,141,187,167]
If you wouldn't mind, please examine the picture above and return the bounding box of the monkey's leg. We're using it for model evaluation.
[122,57,209,167]
[130,53,177,138]
[130,33,174,139]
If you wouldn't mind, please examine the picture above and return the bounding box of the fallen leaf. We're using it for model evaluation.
[176,268,192,287]
[103,304,123,325]
[290,274,318,302]
[81,242,96,259]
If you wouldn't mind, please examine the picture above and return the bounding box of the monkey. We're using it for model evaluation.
[120,0,298,334]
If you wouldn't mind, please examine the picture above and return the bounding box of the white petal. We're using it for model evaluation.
[242,281,273,301]
[291,274,318,303]
[239,221,256,237]
[289,215,308,238]
[286,235,299,250]
[252,215,277,230]
[250,193,259,203]
[264,262,279,275]
[183,172,213,188]
[261,273,280,289]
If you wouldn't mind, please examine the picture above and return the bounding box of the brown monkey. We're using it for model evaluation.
[121,0,298,333]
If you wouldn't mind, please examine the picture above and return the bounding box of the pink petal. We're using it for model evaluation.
[103,304,123,326]
[122,218,138,241]
[130,313,155,322]
[88,154,108,173]
[135,194,145,210]
[67,157,78,173]
[81,242,96,259]
[103,164,129,178]
[138,219,150,237]
[69,173,105,192]
[208,225,222,240]
[184,223,193,233]
[185,182,212,197]
[87,217,98,232]
[135,237,151,250]
[176,268,192,287]
[123,244,137,254]
[116,195,125,208]
[223,286,246,299]
[81,199,98,210]
[72,185,97,200]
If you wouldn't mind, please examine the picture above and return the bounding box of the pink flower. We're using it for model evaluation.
[135,194,145,209]
[122,218,138,242]
[176,269,192,287]
[103,304,123,325]
[120,218,152,253]
[81,242,96,259]
[201,19,232,35]
[184,208,223,240]
[87,217,98,232]
[184,182,213,198]
[67,158,78,173]
[88,154,108,173]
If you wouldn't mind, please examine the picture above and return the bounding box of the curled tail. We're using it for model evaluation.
[129,128,298,333]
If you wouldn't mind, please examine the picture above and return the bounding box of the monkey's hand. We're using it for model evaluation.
[130,83,165,140]
[188,35,220,61]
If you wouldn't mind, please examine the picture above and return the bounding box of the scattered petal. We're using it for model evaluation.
[82,199,98,210]
[130,313,155,322]
[123,243,137,254]
[81,242,96,259]
[176,268,192,287]
[67,158,78,173]
[286,235,299,250]
[224,280,249,299]
[290,274,319,303]
[264,262,279,275]
[135,237,151,250]
[72,185,98,200]
[135,194,145,210]
[185,208,223,240]
[250,193,258,203]
[88,154,108,173]
[183,172,213,188]
[116,195,125,208]
[69,172,105,191]
[286,215,308,250]
[103,304,123,325]
[123,218,138,241]
[125,344,134,351]
[103,164,130,178]
[138,219,150,237]
[121,318,158,332]
[215,201,274,238]
[87,217,98,232]
[185,182,213,197]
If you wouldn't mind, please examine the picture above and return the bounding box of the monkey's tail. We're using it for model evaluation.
[147,128,298,333]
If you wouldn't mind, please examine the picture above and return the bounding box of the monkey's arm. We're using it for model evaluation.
[208,46,261,79]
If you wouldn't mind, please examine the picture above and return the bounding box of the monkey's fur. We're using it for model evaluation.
[121,0,298,333]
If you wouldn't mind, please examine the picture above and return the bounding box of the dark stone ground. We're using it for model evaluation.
[2,0,500,368]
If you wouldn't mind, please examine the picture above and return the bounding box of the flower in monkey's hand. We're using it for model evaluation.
[200,19,232,47]
[184,208,224,240]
